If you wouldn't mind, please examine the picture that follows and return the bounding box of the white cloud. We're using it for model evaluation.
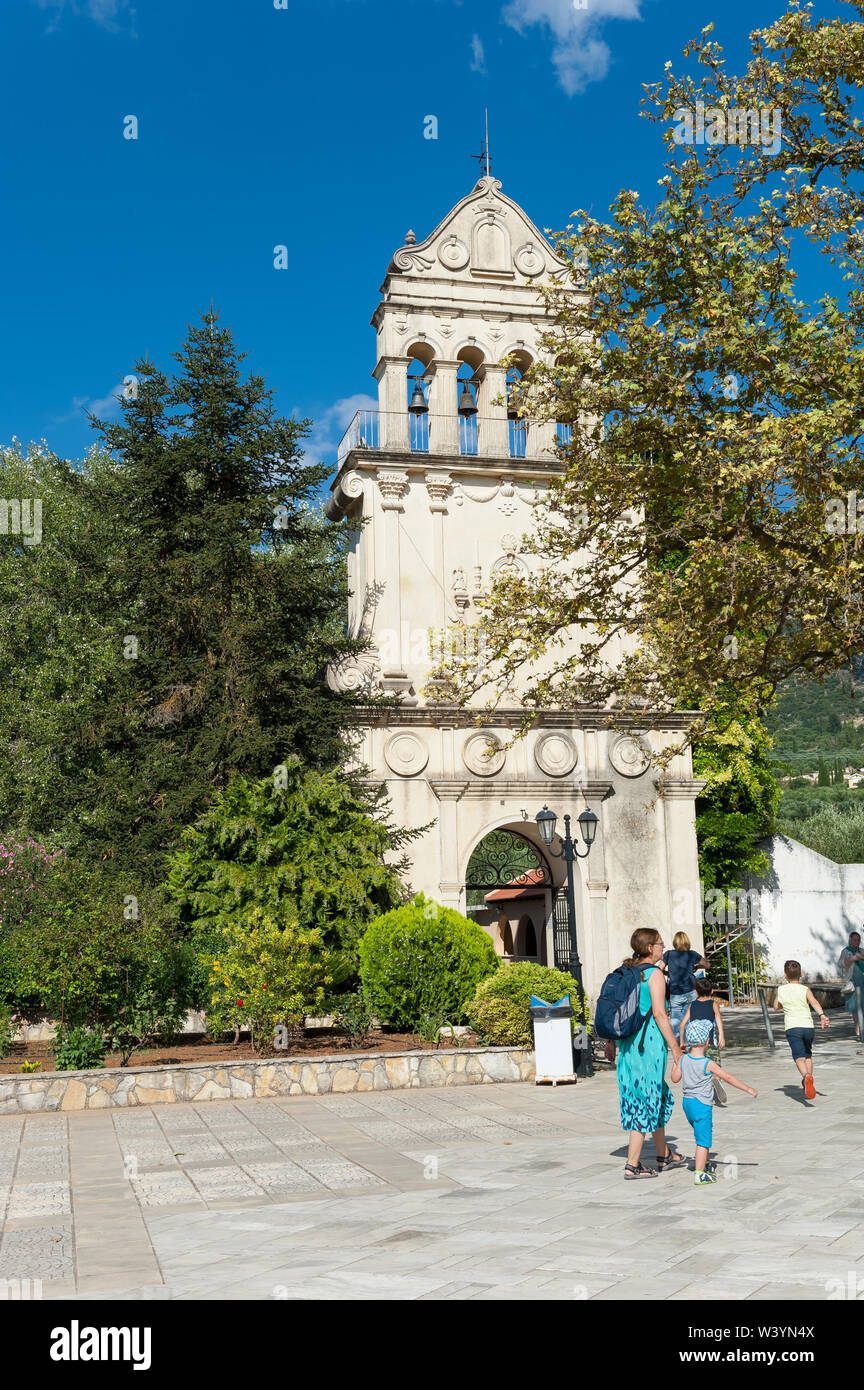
[29,0,137,35]
[501,0,642,95]
[471,33,487,74]
[55,381,124,425]
[299,393,378,468]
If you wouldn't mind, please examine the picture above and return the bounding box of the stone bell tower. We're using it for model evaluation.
[325,176,705,996]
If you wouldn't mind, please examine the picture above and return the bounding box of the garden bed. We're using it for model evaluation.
[0,1028,475,1076]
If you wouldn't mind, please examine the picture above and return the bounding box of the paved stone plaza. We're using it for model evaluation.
[0,1014,860,1302]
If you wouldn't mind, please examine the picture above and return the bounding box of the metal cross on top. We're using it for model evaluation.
[472,109,492,177]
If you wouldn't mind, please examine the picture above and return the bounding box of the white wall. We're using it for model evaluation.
[746,834,864,981]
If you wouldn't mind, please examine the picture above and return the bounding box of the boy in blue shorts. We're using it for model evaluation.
[670,1019,758,1185]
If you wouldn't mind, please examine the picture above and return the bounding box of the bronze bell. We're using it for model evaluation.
[458,382,477,416]
[408,380,428,414]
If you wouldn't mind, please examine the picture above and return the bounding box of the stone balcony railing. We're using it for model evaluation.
[337,410,573,467]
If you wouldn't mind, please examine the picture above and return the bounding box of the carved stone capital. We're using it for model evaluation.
[425,470,452,511]
[377,469,409,510]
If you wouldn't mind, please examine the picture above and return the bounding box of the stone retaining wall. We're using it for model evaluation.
[0,1045,535,1113]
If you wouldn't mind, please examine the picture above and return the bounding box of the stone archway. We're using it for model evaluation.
[463,827,554,964]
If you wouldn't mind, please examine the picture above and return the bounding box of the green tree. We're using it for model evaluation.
[693,712,779,892]
[818,756,831,787]
[167,757,412,1003]
[430,1,864,898]
[778,801,864,862]
[435,0,864,742]
[0,312,374,882]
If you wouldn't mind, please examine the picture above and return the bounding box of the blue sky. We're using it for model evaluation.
[0,0,841,471]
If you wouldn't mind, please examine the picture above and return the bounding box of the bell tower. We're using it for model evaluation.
[326,174,573,700]
[325,176,706,996]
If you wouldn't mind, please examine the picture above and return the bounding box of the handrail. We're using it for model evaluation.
[336,409,569,467]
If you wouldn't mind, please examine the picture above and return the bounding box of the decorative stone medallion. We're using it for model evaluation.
[438,236,469,271]
[384,733,429,777]
[609,733,652,778]
[534,732,579,777]
[515,242,546,278]
[462,732,506,777]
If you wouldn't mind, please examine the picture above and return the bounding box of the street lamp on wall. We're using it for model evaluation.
[534,803,600,1078]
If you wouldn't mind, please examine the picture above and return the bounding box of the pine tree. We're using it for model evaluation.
[0,314,374,883]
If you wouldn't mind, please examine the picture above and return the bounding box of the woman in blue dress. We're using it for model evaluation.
[616,928,688,1180]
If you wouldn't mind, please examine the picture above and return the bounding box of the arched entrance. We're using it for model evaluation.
[464,827,554,964]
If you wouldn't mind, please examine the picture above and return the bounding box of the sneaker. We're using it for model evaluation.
[804,1074,816,1100]
[694,1171,717,1185]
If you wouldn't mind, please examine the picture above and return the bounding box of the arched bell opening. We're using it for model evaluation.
[505,358,532,459]
[406,344,433,453]
[553,352,576,449]
[456,350,483,456]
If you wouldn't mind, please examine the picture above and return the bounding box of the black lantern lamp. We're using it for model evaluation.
[535,804,557,847]
[577,807,598,849]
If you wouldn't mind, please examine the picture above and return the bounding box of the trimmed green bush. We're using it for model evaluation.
[358,894,498,1030]
[465,962,588,1047]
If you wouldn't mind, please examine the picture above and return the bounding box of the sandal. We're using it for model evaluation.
[656,1148,687,1171]
[624,1162,657,1180]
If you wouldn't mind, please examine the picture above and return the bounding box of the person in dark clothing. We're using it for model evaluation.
[663,932,708,1042]
[680,977,727,1104]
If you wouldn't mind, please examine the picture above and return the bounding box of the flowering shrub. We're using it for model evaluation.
[0,839,62,926]
[204,907,338,1054]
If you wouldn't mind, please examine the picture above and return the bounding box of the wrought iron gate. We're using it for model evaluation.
[463,829,552,914]
[552,891,572,972]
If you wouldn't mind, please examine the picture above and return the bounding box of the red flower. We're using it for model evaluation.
[236,999,243,1008]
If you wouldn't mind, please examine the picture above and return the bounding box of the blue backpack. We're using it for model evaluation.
[594,962,653,1050]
